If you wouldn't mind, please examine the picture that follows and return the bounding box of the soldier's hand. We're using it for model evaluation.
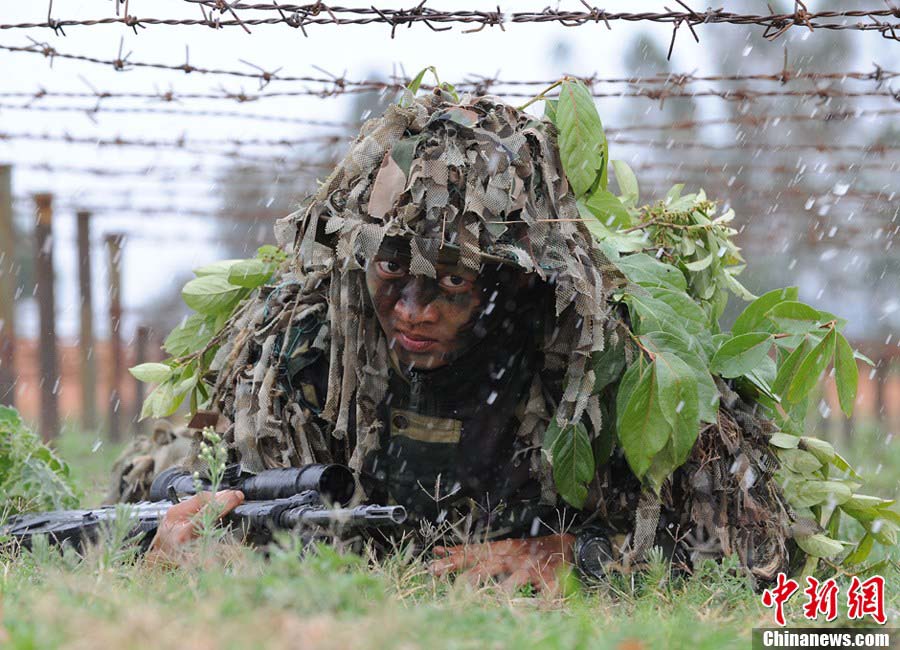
[429,533,575,595]
[147,490,244,565]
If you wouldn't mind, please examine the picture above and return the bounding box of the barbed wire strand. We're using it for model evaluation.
[2,83,898,105]
[7,4,899,46]
[4,130,899,157]
[3,39,897,90]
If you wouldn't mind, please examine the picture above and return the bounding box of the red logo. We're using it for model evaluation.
[847,575,886,625]
[761,573,800,626]
[761,572,887,626]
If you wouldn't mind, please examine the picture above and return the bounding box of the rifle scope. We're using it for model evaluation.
[149,464,356,506]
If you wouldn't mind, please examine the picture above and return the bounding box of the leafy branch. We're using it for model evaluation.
[541,77,893,568]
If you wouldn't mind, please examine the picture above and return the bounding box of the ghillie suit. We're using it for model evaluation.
[117,90,798,584]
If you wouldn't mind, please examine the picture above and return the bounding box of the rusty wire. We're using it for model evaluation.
[3,38,897,90]
[4,130,898,157]
[611,137,900,156]
[2,100,896,132]
[1,85,897,105]
[6,4,899,44]
[0,101,355,127]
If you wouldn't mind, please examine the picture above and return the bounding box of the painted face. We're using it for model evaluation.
[365,253,484,370]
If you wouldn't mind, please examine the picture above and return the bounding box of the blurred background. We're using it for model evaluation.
[0,1,896,497]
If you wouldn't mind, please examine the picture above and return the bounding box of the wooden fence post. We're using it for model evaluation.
[34,193,59,442]
[77,210,97,431]
[105,233,124,442]
[133,325,149,436]
[0,165,15,407]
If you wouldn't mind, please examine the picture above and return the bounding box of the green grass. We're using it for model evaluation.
[1,427,897,649]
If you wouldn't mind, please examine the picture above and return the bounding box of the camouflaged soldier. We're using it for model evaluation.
[128,90,794,588]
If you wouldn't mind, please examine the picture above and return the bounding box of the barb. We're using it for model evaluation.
[3,6,896,43]
[3,40,897,89]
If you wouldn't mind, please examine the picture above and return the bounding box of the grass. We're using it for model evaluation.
[1,425,897,650]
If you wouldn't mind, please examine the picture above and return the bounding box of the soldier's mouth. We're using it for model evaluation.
[395,330,439,353]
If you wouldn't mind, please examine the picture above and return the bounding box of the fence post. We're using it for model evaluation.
[77,210,97,431]
[105,233,124,442]
[34,193,59,442]
[0,165,15,406]
[133,324,149,436]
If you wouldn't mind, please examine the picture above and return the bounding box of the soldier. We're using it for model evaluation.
[135,89,793,589]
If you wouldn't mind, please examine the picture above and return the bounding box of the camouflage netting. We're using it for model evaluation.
[127,89,798,583]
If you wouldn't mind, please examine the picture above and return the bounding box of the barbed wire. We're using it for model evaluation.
[11,158,899,185]
[6,5,899,44]
[632,160,900,174]
[612,137,900,156]
[8,161,333,178]
[1,96,897,136]
[4,130,898,158]
[3,83,897,106]
[4,38,897,91]
[0,101,355,127]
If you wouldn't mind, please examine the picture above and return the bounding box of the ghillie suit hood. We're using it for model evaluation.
[183,90,795,583]
[208,90,613,494]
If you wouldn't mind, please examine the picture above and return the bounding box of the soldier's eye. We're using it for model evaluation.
[376,260,407,277]
[439,274,469,291]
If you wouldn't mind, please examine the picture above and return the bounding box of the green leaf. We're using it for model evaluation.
[543,98,558,123]
[786,327,837,405]
[772,338,811,399]
[546,421,595,509]
[128,362,173,384]
[617,362,671,480]
[640,331,718,424]
[140,381,186,419]
[769,432,800,449]
[405,66,436,97]
[799,437,836,466]
[615,253,686,291]
[227,258,275,289]
[611,159,639,207]
[581,203,647,253]
[581,189,633,229]
[785,479,853,508]
[795,533,845,558]
[777,448,824,474]
[710,332,773,378]
[684,251,714,272]
[193,259,242,277]
[626,290,714,360]
[732,287,799,336]
[834,333,858,417]
[163,313,217,357]
[592,329,626,393]
[182,274,246,315]
[843,533,874,565]
[654,352,699,466]
[556,79,608,197]
[766,301,823,334]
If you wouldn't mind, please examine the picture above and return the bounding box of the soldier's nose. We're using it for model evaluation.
[395,279,440,325]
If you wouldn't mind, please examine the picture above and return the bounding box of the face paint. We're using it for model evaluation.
[366,255,485,370]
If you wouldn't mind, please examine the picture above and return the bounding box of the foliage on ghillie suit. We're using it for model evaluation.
[127,79,897,586]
